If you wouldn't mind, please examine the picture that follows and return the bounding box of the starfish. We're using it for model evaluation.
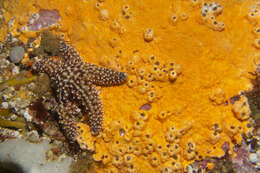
[32,40,127,143]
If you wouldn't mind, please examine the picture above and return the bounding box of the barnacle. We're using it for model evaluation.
[143,28,154,42]
[253,38,260,49]
[231,95,251,121]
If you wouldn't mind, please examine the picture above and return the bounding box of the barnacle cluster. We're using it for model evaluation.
[82,116,193,172]
[247,4,260,49]
[125,55,181,103]
[199,2,225,31]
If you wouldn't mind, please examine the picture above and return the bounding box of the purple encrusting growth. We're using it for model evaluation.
[28,9,61,31]
[139,103,151,111]
[186,142,258,173]
[32,40,127,143]
[232,143,258,173]
[230,95,241,105]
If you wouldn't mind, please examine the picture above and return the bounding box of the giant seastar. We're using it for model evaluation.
[32,40,127,143]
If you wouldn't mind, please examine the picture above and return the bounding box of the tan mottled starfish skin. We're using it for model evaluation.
[33,40,127,143]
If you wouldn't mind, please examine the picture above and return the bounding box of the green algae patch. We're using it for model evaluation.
[0,75,37,87]
[32,30,62,58]
[0,108,11,118]
[0,118,26,131]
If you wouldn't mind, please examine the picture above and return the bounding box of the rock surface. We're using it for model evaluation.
[9,46,24,63]
[0,139,72,173]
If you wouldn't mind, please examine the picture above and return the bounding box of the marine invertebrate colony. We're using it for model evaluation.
[32,40,127,143]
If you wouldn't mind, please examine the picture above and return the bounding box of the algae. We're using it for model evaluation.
[209,157,235,173]
[0,75,37,87]
[32,30,62,58]
[0,1,5,29]
[69,154,95,173]
[0,108,11,118]
[0,118,26,131]
[0,107,27,133]
[245,73,260,128]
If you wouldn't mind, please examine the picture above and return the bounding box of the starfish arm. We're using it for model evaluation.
[82,83,103,135]
[59,40,82,62]
[32,56,53,74]
[70,80,104,135]
[84,64,128,86]
[86,84,104,135]
[57,102,81,143]
[32,56,63,79]
[58,40,127,86]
